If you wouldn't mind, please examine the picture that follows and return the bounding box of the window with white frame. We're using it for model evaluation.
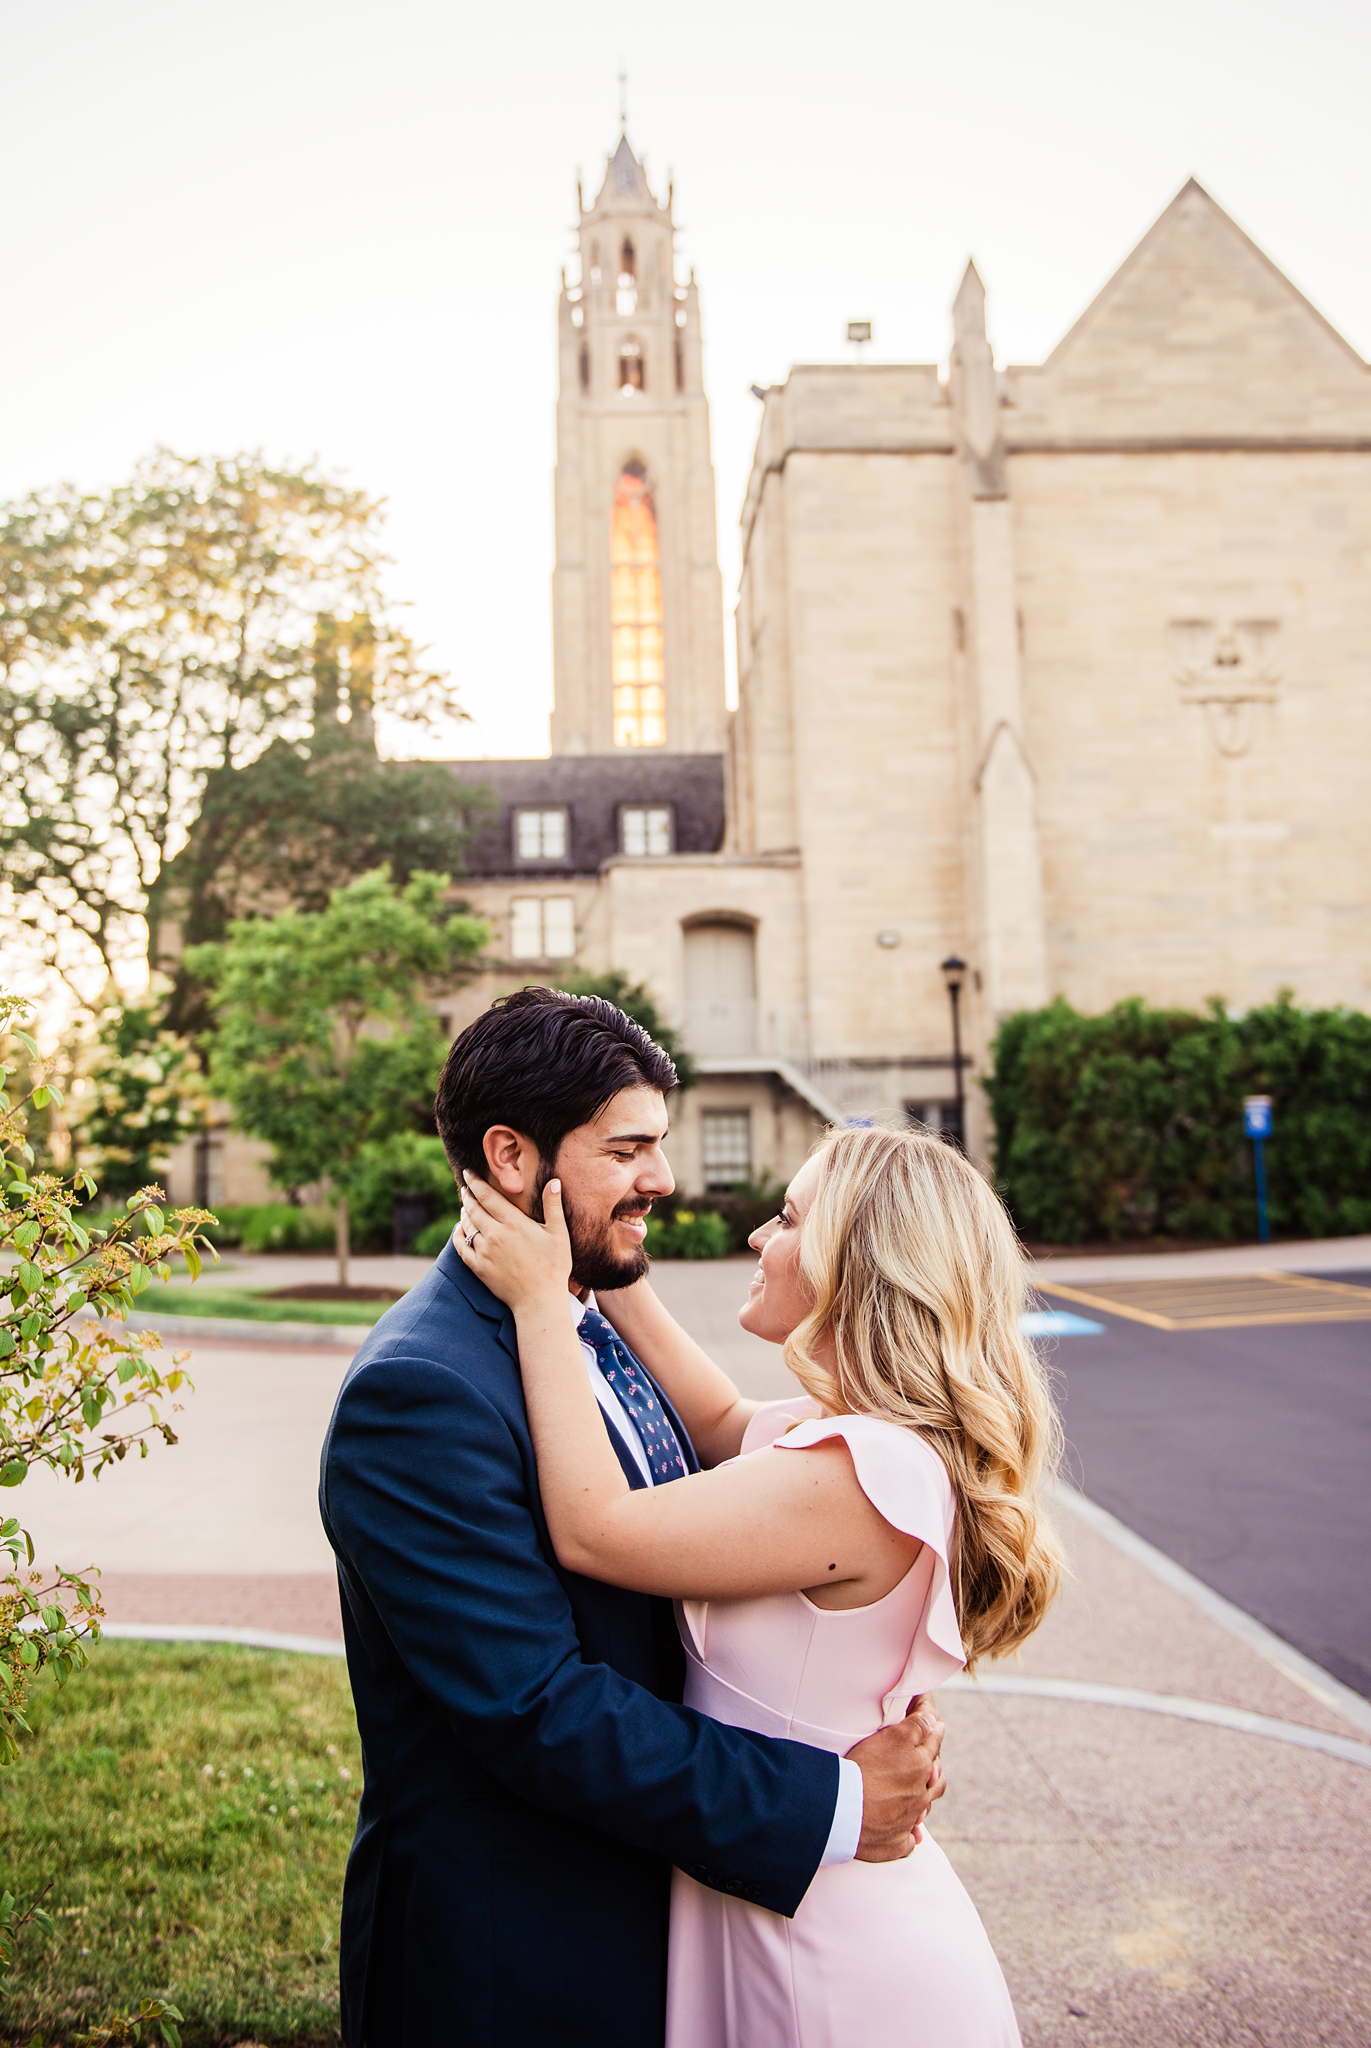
[514,807,568,862]
[621,805,672,856]
[700,1109,752,1191]
[510,896,576,961]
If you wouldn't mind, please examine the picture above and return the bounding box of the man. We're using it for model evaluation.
[319,987,944,2046]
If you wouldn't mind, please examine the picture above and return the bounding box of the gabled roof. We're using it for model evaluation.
[1007,179,1371,443]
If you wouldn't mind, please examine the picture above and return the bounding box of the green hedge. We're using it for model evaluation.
[200,1141,460,1256]
[412,1211,459,1258]
[985,994,1371,1244]
[201,1203,336,1252]
[343,1134,458,1249]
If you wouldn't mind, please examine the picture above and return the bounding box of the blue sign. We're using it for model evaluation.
[1243,1095,1274,1140]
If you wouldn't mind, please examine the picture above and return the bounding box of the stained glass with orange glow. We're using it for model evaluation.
[610,466,666,746]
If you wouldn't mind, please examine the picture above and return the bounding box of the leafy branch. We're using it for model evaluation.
[0,988,215,1764]
[75,1998,185,2048]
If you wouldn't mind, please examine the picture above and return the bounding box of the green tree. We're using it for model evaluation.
[160,724,492,1036]
[188,869,487,1286]
[0,452,465,995]
[0,986,211,2043]
[553,968,696,1089]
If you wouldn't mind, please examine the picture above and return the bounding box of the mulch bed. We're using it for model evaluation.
[263,1283,404,1303]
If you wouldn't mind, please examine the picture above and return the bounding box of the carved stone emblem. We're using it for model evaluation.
[1168,618,1280,757]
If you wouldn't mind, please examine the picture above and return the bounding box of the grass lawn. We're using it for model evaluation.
[139,1287,398,1328]
[0,1643,362,2046]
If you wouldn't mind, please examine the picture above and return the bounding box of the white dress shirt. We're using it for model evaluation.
[573,1298,863,1866]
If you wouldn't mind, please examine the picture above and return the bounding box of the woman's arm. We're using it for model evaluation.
[591,1274,759,1466]
[456,1176,917,1603]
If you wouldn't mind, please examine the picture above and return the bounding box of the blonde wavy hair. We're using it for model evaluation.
[784,1125,1064,1668]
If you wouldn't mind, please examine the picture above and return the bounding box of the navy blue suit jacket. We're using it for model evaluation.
[318,1240,837,2047]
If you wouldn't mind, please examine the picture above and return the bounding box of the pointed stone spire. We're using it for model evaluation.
[953,260,987,345]
[950,259,1005,496]
[584,128,665,219]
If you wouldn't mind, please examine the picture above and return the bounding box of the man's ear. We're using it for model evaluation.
[482,1125,539,1206]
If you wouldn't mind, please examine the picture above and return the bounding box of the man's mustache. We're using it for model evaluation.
[611,1198,652,1221]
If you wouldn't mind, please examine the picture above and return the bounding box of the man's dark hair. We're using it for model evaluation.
[435,985,678,1176]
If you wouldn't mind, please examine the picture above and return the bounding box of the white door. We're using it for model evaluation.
[683,923,757,1055]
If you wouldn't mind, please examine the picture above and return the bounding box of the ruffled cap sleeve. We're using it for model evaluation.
[776,1413,966,1712]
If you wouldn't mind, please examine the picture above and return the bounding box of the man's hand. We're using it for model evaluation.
[847,1694,946,1863]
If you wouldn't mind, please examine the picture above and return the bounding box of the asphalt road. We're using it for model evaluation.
[1044,1273,1371,1700]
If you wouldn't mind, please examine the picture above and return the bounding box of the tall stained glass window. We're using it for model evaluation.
[610,463,666,747]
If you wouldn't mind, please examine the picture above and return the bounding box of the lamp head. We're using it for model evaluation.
[940,954,967,994]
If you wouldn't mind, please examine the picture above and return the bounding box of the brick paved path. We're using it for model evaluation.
[98,1571,342,1638]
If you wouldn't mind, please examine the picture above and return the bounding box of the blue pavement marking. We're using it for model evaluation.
[1020,1310,1106,1337]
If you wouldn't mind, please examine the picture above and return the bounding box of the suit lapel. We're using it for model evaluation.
[438,1240,660,1489]
[436,1238,519,1364]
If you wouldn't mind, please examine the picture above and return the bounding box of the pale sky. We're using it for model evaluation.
[5,0,1368,761]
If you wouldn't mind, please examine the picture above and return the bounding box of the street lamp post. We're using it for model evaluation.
[940,955,967,1150]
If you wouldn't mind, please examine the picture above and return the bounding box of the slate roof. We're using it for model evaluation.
[447,754,726,877]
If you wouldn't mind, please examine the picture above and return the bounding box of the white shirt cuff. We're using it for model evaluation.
[819,1756,864,1866]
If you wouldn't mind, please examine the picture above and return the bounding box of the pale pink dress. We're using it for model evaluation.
[665,1398,1021,2048]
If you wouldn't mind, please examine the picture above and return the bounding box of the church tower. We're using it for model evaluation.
[550,133,727,756]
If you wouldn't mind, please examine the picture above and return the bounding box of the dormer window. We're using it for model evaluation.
[513,807,569,863]
[618,338,644,394]
[620,805,673,856]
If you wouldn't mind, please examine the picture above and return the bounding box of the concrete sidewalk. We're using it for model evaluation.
[21,1249,1371,2045]
[936,1496,1371,2045]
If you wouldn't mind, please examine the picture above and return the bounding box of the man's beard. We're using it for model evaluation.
[534,1161,651,1294]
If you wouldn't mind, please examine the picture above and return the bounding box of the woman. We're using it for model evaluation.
[456,1123,1063,2048]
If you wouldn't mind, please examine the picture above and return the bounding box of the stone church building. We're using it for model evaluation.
[176,137,1371,1208]
[445,139,1371,1195]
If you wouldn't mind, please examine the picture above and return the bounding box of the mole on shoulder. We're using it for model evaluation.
[828,1563,837,1571]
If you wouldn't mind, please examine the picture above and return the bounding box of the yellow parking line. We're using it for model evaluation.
[1253,1269,1371,1301]
[1036,1282,1177,1329]
[1036,1275,1371,1332]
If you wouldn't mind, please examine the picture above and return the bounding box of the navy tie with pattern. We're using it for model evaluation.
[579,1306,688,1485]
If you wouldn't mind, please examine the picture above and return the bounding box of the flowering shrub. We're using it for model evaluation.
[645,1209,731,1260]
[74,1003,209,1203]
